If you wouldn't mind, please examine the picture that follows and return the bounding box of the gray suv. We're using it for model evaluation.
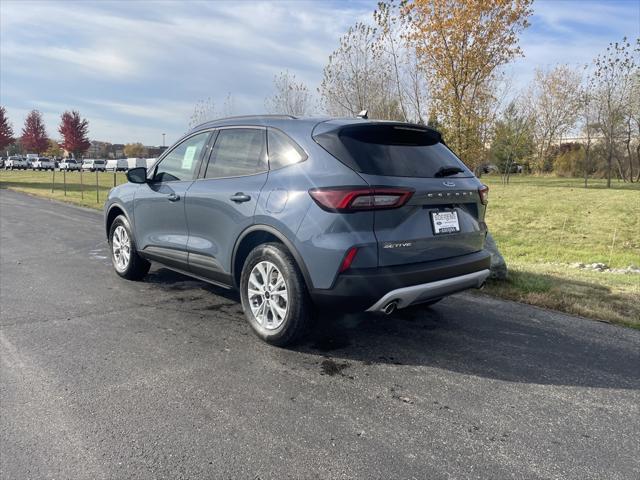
[105,115,491,346]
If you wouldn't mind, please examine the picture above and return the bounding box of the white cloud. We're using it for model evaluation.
[1,0,637,144]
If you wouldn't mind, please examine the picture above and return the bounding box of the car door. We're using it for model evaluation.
[185,127,269,284]
[133,130,212,270]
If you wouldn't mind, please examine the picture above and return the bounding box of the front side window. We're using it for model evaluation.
[154,132,209,182]
[267,128,307,170]
[205,128,267,179]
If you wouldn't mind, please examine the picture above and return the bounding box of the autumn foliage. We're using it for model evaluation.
[21,110,49,154]
[0,106,14,150]
[406,0,533,167]
[59,110,91,159]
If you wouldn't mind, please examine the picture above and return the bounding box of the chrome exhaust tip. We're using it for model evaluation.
[382,301,397,315]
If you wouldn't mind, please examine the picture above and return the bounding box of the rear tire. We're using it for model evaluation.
[109,215,150,280]
[240,242,310,347]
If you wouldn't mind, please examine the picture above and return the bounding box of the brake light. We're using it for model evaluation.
[308,187,414,212]
[339,247,359,273]
[479,185,489,205]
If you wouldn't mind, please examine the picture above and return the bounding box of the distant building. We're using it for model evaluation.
[60,141,166,159]
[145,146,168,157]
[86,140,111,158]
[109,144,125,159]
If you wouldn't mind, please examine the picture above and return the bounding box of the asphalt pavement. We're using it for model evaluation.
[1,189,638,480]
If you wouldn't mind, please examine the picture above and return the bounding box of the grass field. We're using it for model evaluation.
[2,170,639,327]
[0,169,127,209]
[481,176,639,328]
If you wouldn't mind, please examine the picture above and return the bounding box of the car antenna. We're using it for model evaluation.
[356,109,368,119]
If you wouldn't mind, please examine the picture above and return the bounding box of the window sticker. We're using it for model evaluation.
[182,145,197,169]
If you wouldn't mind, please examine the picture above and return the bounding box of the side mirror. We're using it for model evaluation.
[127,167,148,184]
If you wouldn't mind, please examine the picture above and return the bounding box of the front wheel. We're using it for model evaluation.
[240,242,311,347]
[109,215,150,280]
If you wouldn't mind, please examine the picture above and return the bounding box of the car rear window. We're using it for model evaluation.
[314,124,472,178]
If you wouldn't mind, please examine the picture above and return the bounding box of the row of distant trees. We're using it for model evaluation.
[258,0,639,188]
[0,108,153,160]
[0,107,91,159]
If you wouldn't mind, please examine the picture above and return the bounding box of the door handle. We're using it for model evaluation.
[167,193,180,202]
[230,192,251,203]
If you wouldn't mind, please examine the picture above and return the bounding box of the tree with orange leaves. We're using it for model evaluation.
[405,0,533,168]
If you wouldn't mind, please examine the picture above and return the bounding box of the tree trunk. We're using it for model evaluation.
[607,141,612,188]
[625,118,634,182]
[636,141,640,182]
[615,149,627,182]
[584,141,590,188]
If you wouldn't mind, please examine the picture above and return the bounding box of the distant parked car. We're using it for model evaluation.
[5,156,28,170]
[82,159,106,172]
[145,158,157,170]
[0,157,5,168]
[126,158,147,170]
[105,159,128,171]
[31,157,55,170]
[24,153,38,169]
[59,159,81,171]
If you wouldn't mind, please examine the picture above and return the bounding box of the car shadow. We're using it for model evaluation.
[297,296,640,390]
[143,267,640,391]
[145,267,241,303]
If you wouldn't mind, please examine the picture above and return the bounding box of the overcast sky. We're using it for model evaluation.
[1,0,638,146]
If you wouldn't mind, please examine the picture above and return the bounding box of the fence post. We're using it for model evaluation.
[63,169,67,196]
[51,169,55,193]
[95,169,99,203]
[80,168,84,200]
[113,169,116,187]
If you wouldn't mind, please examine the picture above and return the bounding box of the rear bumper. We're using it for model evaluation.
[366,269,490,313]
[310,250,491,312]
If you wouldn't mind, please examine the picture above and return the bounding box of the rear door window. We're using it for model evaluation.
[205,128,267,179]
[314,124,472,178]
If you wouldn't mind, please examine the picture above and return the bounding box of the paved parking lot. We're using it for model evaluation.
[1,189,638,479]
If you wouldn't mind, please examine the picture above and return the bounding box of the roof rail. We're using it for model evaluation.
[194,114,297,129]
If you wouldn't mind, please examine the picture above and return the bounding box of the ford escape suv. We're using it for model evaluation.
[104,115,491,346]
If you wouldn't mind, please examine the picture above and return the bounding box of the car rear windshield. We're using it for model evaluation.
[314,124,472,178]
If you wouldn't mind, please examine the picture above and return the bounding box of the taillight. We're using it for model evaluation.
[308,187,414,212]
[479,185,489,205]
[339,247,359,273]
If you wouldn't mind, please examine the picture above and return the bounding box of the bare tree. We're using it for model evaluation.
[188,97,217,129]
[590,37,639,186]
[373,1,431,124]
[526,65,582,173]
[319,22,403,120]
[631,71,640,182]
[577,83,597,188]
[624,70,640,182]
[222,93,235,117]
[265,71,312,116]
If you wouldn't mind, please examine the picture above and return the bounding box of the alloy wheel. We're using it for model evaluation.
[112,225,131,272]
[248,261,289,330]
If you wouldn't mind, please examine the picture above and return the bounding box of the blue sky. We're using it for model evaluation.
[1,0,638,146]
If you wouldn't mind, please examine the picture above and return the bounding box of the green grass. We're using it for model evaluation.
[0,169,127,209]
[1,171,639,327]
[481,175,640,328]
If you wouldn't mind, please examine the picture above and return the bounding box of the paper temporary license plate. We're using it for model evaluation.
[431,210,460,234]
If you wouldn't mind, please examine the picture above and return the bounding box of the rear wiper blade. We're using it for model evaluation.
[434,166,464,177]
